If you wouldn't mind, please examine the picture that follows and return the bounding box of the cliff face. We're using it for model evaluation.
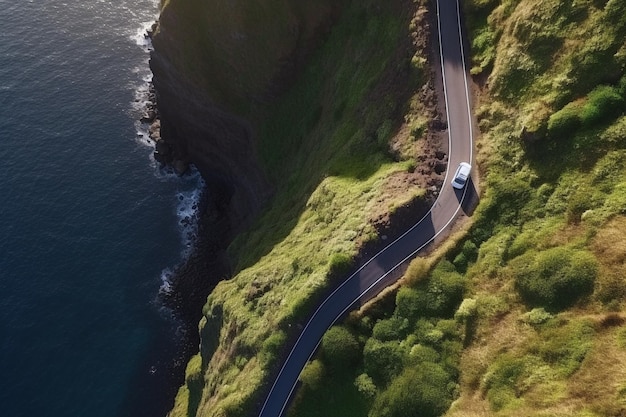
[150,0,337,229]
[150,52,269,228]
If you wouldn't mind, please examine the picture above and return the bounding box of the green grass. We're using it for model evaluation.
[166,0,432,416]
[293,1,626,416]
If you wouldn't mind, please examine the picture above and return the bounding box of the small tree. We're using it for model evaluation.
[321,325,360,374]
[369,363,452,417]
[363,339,405,385]
[299,359,325,392]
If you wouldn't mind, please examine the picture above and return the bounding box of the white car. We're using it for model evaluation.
[451,162,471,189]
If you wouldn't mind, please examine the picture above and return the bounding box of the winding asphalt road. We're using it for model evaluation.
[258,0,474,415]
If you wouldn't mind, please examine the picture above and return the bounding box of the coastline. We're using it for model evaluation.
[137,40,236,416]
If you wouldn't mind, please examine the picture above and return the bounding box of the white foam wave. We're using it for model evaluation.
[159,268,174,295]
[127,0,207,297]
[131,20,156,50]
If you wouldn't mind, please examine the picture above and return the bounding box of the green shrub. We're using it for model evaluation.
[453,252,468,272]
[260,330,287,367]
[548,102,581,137]
[462,240,479,261]
[403,257,431,287]
[483,177,533,225]
[423,262,465,317]
[605,0,626,26]
[580,85,624,126]
[483,355,526,411]
[439,339,463,376]
[363,339,406,385]
[372,317,409,342]
[436,319,460,339]
[513,247,598,310]
[354,373,378,399]
[369,363,453,417]
[454,298,478,322]
[414,318,436,343]
[328,252,354,280]
[566,186,594,224]
[299,359,325,391]
[321,326,361,373]
[395,287,422,321]
[408,344,440,364]
[520,307,553,325]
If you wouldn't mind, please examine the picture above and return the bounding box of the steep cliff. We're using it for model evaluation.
[150,0,337,228]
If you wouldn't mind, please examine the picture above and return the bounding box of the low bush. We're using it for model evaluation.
[403,257,431,287]
[395,287,422,322]
[259,330,287,367]
[513,247,598,310]
[581,85,624,125]
[299,360,325,391]
[483,177,533,225]
[354,373,377,399]
[547,102,581,138]
[363,339,406,385]
[565,185,594,224]
[423,261,465,317]
[483,355,526,411]
[321,326,361,373]
[328,252,354,280]
[372,317,409,342]
[369,363,453,417]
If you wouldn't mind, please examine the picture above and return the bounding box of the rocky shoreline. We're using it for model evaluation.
[134,26,237,414]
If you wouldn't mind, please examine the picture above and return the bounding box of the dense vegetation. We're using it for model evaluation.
[167,0,437,416]
[287,259,465,417]
[290,0,626,416]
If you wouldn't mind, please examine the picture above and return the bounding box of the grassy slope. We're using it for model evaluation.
[167,1,435,416]
[449,0,626,415]
[288,0,626,416]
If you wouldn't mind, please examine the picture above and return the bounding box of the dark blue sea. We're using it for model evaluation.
[0,1,203,415]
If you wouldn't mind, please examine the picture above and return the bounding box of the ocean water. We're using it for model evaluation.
[0,0,202,415]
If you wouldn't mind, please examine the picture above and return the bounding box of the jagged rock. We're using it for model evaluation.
[140,109,157,123]
[154,150,167,165]
[434,162,446,174]
[430,118,447,131]
[148,119,161,141]
[155,139,171,156]
[173,159,189,176]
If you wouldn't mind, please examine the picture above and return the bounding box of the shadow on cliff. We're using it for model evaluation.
[231,148,392,274]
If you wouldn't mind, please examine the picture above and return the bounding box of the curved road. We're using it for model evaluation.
[259,0,474,415]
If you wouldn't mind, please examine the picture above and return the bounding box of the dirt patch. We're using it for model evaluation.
[364,0,448,237]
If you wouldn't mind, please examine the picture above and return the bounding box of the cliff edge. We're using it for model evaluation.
[150,0,337,229]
